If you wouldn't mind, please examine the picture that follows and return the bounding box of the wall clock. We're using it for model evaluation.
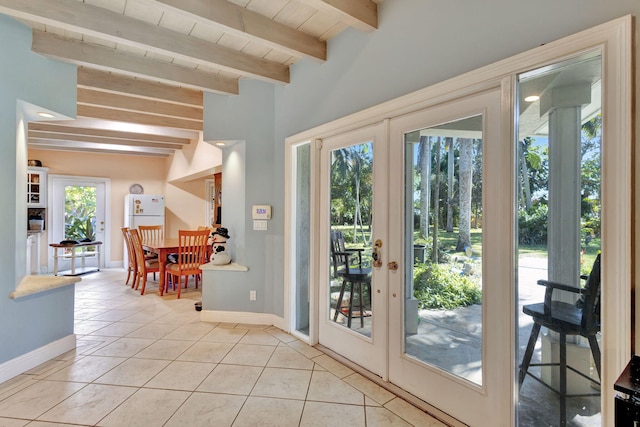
[129,183,144,194]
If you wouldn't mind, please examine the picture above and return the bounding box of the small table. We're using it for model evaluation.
[142,238,179,295]
[50,241,102,276]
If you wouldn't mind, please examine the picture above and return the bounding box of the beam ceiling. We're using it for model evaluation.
[0,0,380,156]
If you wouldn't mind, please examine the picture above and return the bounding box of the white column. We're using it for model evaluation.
[540,83,591,286]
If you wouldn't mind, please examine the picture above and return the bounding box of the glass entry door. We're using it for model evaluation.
[318,123,388,378]
[50,177,107,272]
[387,87,512,425]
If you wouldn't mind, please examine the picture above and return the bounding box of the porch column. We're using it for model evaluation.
[540,83,595,393]
[541,83,590,287]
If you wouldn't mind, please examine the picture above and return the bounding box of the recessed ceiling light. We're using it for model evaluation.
[524,95,540,103]
[37,112,55,118]
[215,141,226,147]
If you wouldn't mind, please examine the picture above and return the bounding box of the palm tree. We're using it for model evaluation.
[456,138,473,252]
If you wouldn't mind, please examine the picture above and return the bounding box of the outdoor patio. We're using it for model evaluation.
[336,255,601,426]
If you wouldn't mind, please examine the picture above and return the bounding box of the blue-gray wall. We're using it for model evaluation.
[203,79,279,313]
[0,16,77,364]
[202,0,639,319]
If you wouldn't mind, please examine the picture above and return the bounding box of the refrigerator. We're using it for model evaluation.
[124,194,165,267]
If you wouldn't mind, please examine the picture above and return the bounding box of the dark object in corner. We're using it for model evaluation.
[614,355,640,425]
[194,302,202,311]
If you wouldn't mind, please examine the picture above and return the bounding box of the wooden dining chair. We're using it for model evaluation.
[121,227,137,287]
[138,224,163,242]
[129,228,160,295]
[165,229,210,299]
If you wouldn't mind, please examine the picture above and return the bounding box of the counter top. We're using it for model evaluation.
[200,262,249,272]
[10,275,81,299]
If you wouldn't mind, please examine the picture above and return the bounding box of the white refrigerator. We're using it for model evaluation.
[124,194,165,229]
[124,194,165,267]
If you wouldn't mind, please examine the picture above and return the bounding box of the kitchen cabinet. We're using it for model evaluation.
[27,166,48,208]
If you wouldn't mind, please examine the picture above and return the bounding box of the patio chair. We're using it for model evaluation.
[519,253,601,427]
[330,230,372,328]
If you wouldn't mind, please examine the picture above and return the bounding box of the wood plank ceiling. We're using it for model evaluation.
[0,0,381,157]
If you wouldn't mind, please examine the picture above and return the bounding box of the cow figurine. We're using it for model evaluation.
[210,227,231,265]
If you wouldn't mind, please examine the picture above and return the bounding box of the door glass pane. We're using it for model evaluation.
[404,117,484,385]
[64,185,98,265]
[294,143,311,336]
[329,141,373,337]
[516,53,602,426]
[65,185,97,241]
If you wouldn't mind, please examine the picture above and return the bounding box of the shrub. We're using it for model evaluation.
[413,263,482,310]
[518,204,548,245]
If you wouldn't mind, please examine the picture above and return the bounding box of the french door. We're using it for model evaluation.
[317,87,511,424]
[318,122,388,378]
[387,87,512,425]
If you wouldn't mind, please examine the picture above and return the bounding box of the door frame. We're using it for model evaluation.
[284,16,632,426]
[48,175,111,272]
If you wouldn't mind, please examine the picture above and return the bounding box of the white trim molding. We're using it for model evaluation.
[200,310,285,331]
[0,334,76,384]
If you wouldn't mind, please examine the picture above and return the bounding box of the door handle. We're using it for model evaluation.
[372,239,382,267]
[388,261,398,271]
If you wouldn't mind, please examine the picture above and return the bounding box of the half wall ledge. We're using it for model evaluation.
[200,262,249,272]
[10,275,81,299]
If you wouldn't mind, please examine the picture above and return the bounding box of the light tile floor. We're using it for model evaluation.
[0,269,446,427]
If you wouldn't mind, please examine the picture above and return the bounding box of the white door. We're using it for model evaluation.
[50,176,107,272]
[387,87,512,425]
[318,122,388,378]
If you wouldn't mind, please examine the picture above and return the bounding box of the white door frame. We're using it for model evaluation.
[283,16,631,426]
[48,175,110,273]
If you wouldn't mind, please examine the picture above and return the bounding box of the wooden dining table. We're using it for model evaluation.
[142,238,178,296]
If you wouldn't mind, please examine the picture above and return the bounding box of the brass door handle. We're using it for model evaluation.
[372,239,382,267]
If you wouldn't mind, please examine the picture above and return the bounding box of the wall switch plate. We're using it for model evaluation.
[250,290,257,301]
[253,220,267,231]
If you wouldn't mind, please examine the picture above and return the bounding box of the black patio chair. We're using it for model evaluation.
[519,253,601,427]
[330,231,372,328]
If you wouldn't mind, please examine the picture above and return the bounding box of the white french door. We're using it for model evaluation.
[387,87,512,425]
[318,122,388,378]
[317,86,511,424]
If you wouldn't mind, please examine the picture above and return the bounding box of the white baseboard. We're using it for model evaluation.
[201,310,286,331]
[0,334,76,384]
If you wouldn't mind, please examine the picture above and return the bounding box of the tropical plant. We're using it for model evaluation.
[65,186,96,241]
[413,262,482,310]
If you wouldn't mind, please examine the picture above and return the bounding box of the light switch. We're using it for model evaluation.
[253,220,268,231]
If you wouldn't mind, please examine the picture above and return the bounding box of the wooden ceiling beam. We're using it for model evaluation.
[77,105,203,131]
[0,0,289,84]
[78,68,203,107]
[77,88,203,122]
[154,0,326,62]
[301,0,377,32]
[29,131,185,150]
[29,122,192,145]
[32,30,239,94]
[28,141,172,157]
